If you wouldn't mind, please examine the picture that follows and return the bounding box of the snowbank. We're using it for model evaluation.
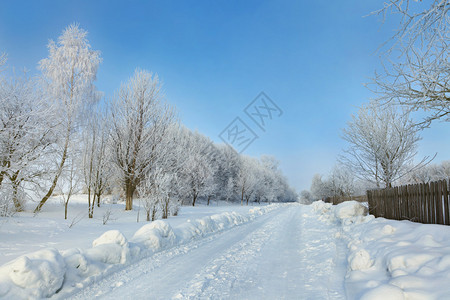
[0,204,281,299]
[312,200,450,299]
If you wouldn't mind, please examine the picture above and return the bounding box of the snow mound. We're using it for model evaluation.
[0,248,65,299]
[349,249,373,271]
[334,201,368,225]
[311,200,332,214]
[93,230,128,247]
[382,224,396,235]
[360,284,405,300]
[0,203,282,298]
[132,220,176,251]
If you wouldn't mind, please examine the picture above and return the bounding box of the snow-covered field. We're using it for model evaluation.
[2,197,450,299]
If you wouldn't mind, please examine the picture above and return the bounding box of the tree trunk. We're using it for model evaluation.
[241,187,244,206]
[125,182,135,210]
[207,195,211,206]
[12,183,23,212]
[87,187,92,218]
[151,206,157,221]
[146,210,150,222]
[64,200,68,220]
[162,198,169,219]
[34,132,70,213]
[10,172,23,212]
[89,194,95,218]
[192,192,197,207]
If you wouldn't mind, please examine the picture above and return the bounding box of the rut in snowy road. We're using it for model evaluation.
[63,205,347,299]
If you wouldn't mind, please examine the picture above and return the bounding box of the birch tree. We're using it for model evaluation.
[35,24,101,212]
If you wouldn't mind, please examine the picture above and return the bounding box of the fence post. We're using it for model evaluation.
[444,180,449,226]
[436,180,444,225]
[419,183,427,223]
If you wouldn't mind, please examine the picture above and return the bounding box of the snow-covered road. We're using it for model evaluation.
[63,205,347,300]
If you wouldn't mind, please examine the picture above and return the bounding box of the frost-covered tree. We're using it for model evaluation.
[110,69,175,210]
[341,102,430,188]
[310,174,331,200]
[328,165,355,198]
[178,130,215,206]
[300,190,313,204]
[137,167,174,221]
[0,53,6,71]
[83,107,111,218]
[0,74,54,211]
[138,124,184,220]
[216,144,240,202]
[408,160,450,183]
[372,1,450,125]
[439,160,450,179]
[35,24,101,213]
[236,156,259,205]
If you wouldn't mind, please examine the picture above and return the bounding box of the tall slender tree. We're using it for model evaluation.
[34,24,101,212]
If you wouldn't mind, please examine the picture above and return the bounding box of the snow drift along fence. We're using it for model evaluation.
[324,195,367,205]
[367,179,450,225]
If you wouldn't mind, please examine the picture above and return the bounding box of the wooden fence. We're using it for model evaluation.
[367,179,450,225]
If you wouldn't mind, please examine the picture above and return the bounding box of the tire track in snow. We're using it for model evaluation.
[174,205,347,300]
[61,207,286,300]
[63,204,347,300]
[173,206,293,299]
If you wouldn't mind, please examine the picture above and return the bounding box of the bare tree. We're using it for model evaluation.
[35,24,101,212]
[110,69,175,210]
[371,1,450,126]
[341,102,430,188]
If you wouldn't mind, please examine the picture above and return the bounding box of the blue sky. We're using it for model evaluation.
[1,0,449,192]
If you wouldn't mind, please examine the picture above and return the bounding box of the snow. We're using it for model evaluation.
[0,196,281,299]
[0,248,65,299]
[59,203,349,299]
[311,200,450,300]
[2,197,450,299]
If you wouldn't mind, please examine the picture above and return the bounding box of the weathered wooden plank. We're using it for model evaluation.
[436,180,444,225]
[443,180,449,225]
[425,183,431,224]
